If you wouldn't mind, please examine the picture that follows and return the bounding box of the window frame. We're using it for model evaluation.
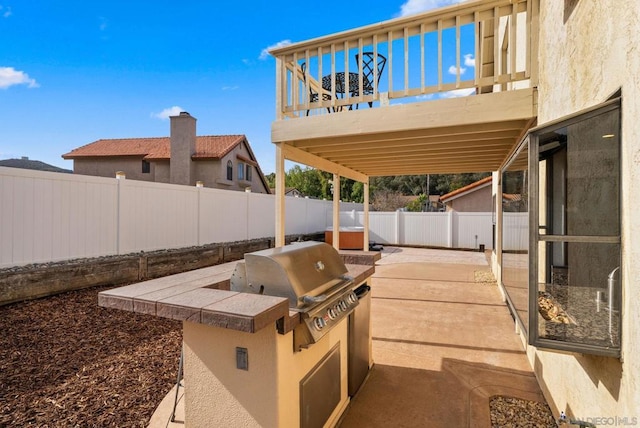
[226,160,233,181]
[142,160,151,174]
[238,162,244,181]
[527,97,622,358]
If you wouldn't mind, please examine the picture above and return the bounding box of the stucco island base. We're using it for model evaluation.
[183,318,350,428]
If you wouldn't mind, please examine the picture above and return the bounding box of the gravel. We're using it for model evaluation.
[0,285,181,427]
[490,395,557,428]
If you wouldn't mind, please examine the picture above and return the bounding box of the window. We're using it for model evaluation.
[226,160,233,181]
[246,165,252,182]
[528,98,621,357]
[501,141,529,335]
[142,160,150,174]
[238,162,244,181]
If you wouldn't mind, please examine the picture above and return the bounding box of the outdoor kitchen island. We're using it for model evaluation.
[98,242,377,428]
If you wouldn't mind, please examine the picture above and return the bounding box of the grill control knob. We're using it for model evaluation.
[327,308,338,320]
[347,292,357,304]
[334,304,342,314]
[340,300,348,311]
[313,317,326,330]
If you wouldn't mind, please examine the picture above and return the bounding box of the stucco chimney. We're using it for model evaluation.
[170,111,197,185]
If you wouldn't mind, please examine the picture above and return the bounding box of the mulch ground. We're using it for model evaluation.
[0,285,182,427]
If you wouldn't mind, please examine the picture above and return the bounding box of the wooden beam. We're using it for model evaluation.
[292,122,525,149]
[280,144,368,183]
[272,88,535,143]
[312,137,517,158]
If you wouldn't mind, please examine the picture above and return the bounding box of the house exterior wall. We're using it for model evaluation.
[199,140,269,194]
[70,141,269,193]
[73,157,153,181]
[152,161,170,183]
[445,185,492,212]
[527,0,640,420]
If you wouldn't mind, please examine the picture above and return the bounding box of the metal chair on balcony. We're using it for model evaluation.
[354,52,387,108]
[300,62,331,116]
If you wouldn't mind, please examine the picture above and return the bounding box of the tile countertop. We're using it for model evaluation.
[98,263,374,335]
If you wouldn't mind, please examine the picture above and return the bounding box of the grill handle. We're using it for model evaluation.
[302,294,328,304]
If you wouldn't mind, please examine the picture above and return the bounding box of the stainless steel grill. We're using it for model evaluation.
[230,241,358,351]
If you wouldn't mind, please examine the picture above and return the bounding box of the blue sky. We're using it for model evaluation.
[0,0,466,174]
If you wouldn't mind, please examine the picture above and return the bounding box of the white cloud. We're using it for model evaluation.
[448,65,466,75]
[259,39,292,60]
[464,54,476,68]
[416,94,436,101]
[99,16,108,31]
[0,67,38,89]
[1,5,12,18]
[439,88,476,98]
[151,106,184,120]
[398,0,468,17]
[222,85,239,91]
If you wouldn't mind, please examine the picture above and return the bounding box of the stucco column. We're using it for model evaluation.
[332,174,340,251]
[275,144,285,247]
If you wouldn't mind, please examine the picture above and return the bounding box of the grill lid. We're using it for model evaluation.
[230,241,350,309]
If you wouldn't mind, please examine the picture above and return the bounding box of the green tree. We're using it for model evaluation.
[406,194,427,212]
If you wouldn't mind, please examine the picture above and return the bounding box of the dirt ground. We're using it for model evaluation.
[0,285,182,427]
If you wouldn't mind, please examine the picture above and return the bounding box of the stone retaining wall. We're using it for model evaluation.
[0,233,323,307]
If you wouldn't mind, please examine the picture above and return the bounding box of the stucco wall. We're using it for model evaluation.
[530,0,640,420]
[183,319,349,428]
[73,157,153,181]
[446,185,492,212]
[201,141,269,194]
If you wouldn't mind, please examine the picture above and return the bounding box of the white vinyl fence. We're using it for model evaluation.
[331,210,527,251]
[0,167,362,268]
[1,167,527,268]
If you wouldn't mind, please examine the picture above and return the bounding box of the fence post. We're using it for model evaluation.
[395,210,401,245]
[447,211,453,248]
[116,176,122,255]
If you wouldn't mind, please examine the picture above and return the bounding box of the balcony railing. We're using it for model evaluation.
[271,0,538,119]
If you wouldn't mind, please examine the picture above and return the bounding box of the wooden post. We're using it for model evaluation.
[275,144,285,247]
[332,174,340,251]
[363,180,370,251]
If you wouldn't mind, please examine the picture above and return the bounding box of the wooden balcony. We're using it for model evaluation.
[270,0,539,177]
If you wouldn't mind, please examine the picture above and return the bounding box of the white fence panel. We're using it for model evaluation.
[305,199,330,232]
[368,212,397,244]
[118,180,198,253]
[247,192,275,240]
[324,208,365,228]
[400,212,450,247]
[453,212,493,249]
[200,188,248,243]
[503,212,528,251]
[0,168,118,267]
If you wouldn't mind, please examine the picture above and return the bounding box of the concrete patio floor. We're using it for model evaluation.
[338,246,545,428]
[150,246,547,428]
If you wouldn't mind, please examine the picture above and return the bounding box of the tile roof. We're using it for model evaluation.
[62,135,246,161]
[440,176,492,202]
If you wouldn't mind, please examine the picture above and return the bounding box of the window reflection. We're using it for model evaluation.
[532,104,621,356]
[501,143,529,333]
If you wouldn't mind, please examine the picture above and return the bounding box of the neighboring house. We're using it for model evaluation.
[269,187,304,197]
[441,177,524,212]
[62,112,270,193]
[440,176,492,212]
[0,157,72,174]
